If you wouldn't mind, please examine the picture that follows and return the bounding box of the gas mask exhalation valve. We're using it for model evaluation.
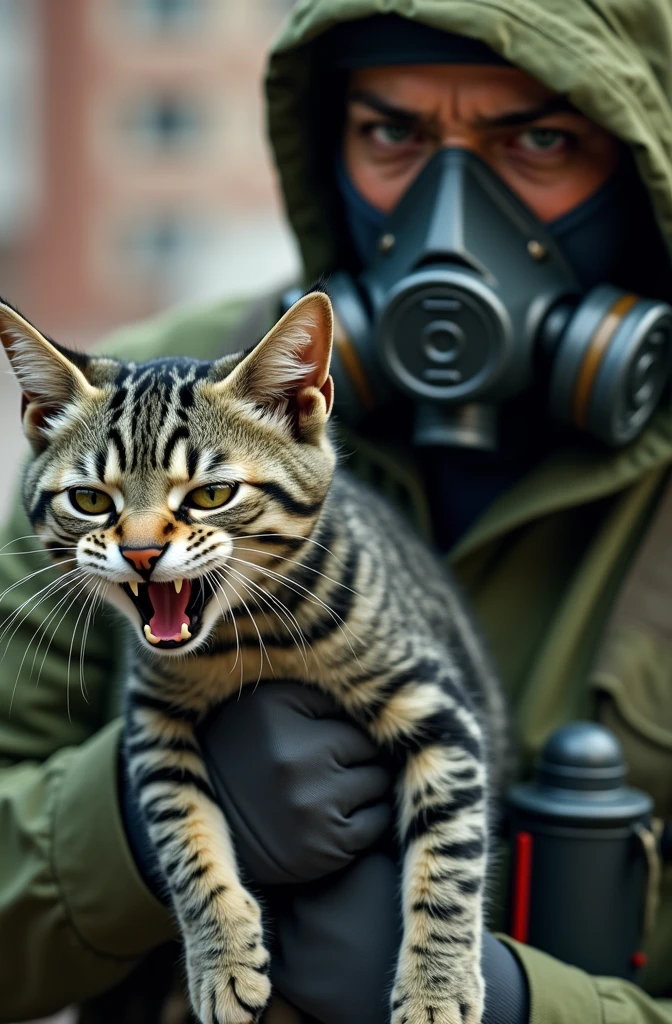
[319,149,672,450]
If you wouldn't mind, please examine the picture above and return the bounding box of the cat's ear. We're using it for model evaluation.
[0,301,100,448]
[216,292,334,437]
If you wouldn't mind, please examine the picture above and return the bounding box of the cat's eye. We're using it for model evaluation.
[185,483,236,510]
[69,488,114,516]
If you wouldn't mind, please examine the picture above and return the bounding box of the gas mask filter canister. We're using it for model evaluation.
[315,149,672,450]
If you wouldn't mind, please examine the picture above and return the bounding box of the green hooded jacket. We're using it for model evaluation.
[3,1,672,1021]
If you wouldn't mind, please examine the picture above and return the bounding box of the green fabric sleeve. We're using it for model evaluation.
[0,721,176,1021]
[498,936,672,1024]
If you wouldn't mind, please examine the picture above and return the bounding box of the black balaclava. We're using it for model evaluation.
[320,15,669,549]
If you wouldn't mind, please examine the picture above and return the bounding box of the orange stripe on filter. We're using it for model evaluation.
[332,314,376,413]
[572,293,638,429]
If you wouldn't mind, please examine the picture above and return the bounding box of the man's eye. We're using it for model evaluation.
[516,128,569,153]
[367,122,415,147]
[185,483,236,510]
[69,488,113,516]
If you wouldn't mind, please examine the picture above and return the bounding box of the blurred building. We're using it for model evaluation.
[0,0,300,523]
[0,0,299,343]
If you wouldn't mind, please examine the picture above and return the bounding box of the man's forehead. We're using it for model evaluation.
[347,64,569,121]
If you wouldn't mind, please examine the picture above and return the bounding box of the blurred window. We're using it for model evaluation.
[121,0,206,33]
[0,0,20,26]
[121,95,206,154]
[119,213,204,274]
[0,0,38,243]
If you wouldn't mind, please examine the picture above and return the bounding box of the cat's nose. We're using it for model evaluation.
[120,545,168,580]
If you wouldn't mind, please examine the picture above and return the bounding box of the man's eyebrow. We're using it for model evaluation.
[347,89,426,127]
[348,89,578,132]
[474,96,577,129]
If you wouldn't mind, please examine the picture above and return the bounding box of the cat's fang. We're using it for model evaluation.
[129,581,139,597]
[143,624,160,645]
[180,622,192,640]
[174,579,183,594]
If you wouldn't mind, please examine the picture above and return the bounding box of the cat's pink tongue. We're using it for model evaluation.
[148,581,192,641]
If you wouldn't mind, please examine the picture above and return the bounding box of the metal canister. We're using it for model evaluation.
[506,721,657,980]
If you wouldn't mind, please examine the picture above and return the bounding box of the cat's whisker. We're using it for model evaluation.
[242,573,309,666]
[75,577,107,702]
[204,569,242,682]
[0,566,84,651]
[240,532,345,567]
[225,572,278,644]
[13,570,87,707]
[222,564,308,670]
[86,581,108,692]
[0,564,83,636]
[214,568,278,662]
[12,574,87,699]
[8,570,89,715]
[233,543,370,603]
[216,572,250,700]
[30,572,91,685]
[0,557,79,609]
[0,533,51,553]
[0,547,78,557]
[80,581,107,702]
[58,580,98,723]
[27,577,85,679]
[219,567,307,668]
[68,576,101,707]
[216,569,272,694]
[226,554,364,669]
[29,575,88,682]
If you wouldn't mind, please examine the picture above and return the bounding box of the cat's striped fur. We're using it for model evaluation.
[0,293,507,1024]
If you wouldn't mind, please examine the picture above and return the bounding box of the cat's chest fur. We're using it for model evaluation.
[138,634,333,706]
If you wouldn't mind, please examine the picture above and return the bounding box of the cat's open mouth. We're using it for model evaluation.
[121,578,212,649]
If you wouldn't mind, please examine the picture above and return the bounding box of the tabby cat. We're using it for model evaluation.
[0,292,506,1024]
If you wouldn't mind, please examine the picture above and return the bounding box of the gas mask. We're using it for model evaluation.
[300,149,672,450]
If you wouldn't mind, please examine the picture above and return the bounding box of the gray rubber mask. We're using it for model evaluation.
[323,149,672,449]
[336,151,634,290]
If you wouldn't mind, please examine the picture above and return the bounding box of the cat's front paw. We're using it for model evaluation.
[391,964,484,1024]
[185,894,271,1024]
[188,953,271,1024]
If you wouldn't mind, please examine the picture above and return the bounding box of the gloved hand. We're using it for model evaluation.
[118,681,393,893]
[268,849,530,1024]
[200,681,394,885]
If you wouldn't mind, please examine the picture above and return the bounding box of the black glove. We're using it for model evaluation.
[119,681,393,893]
[200,681,394,885]
[269,849,529,1024]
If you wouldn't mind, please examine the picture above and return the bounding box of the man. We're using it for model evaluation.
[2,2,672,1023]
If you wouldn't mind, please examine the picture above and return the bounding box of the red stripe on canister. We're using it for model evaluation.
[511,831,533,943]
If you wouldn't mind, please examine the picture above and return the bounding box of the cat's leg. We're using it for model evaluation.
[125,681,271,1024]
[351,673,488,1024]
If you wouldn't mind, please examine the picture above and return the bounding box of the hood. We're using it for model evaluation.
[265,0,672,284]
